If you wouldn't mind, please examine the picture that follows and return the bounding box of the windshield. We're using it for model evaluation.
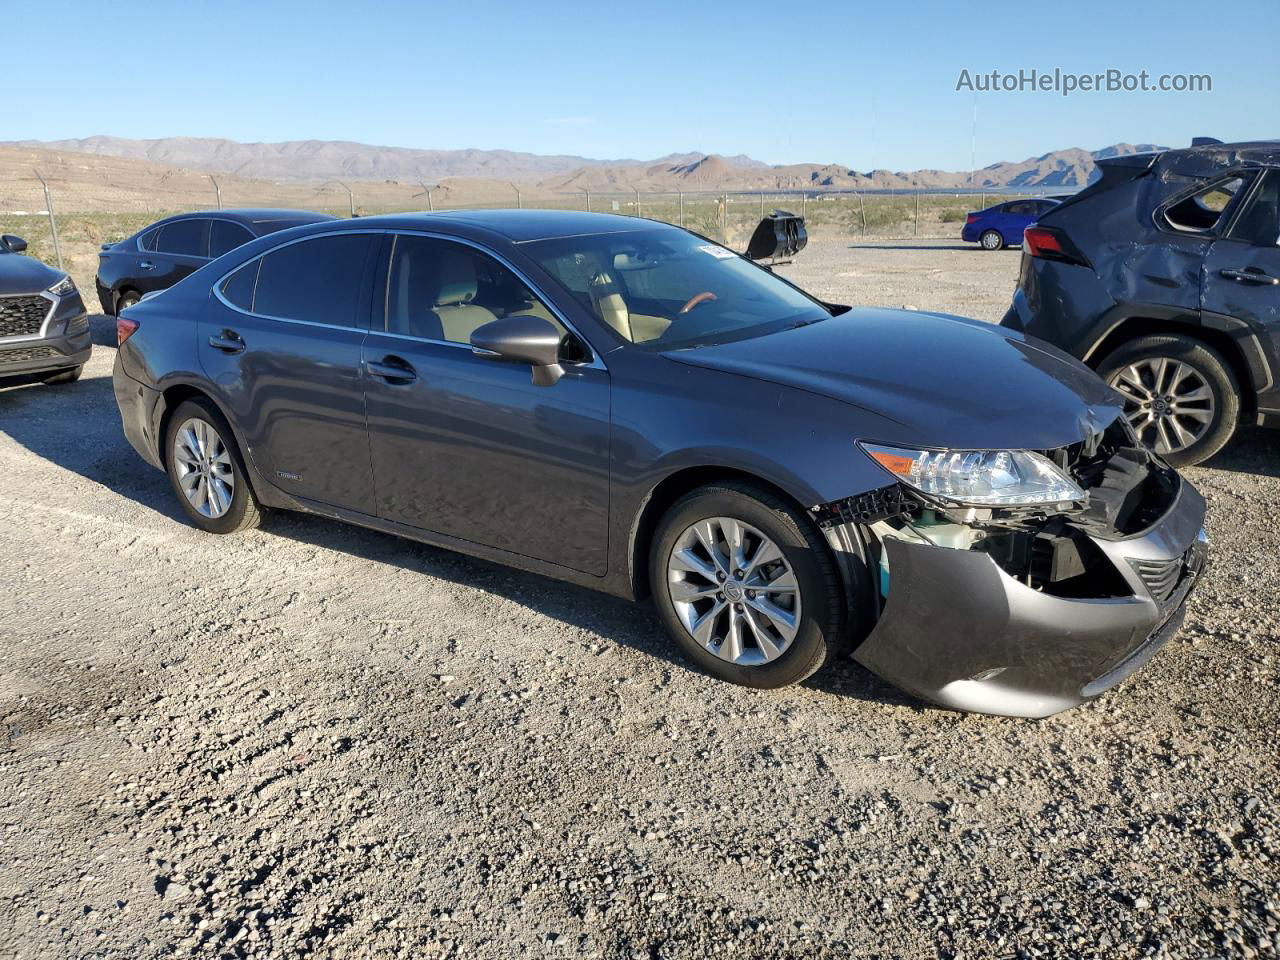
[524,229,830,349]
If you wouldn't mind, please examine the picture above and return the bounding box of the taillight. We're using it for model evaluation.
[1023,225,1090,267]
[965,213,978,224]
[117,317,139,345]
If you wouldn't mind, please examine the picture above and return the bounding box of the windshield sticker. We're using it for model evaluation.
[697,244,736,260]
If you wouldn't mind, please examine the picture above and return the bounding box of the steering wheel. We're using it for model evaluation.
[677,291,718,314]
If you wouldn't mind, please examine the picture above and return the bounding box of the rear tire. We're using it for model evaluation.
[163,397,263,534]
[40,365,83,385]
[979,230,1004,251]
[1097,334,1239,467]
[650,482,845,689]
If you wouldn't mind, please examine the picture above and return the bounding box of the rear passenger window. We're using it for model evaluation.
[138,228,159,252]
[1228,172,1280,246]
[210,221,254,258]
[1164,177,1247,233]
[156,218,209,257]
[253,235,373,326]
[1004,202,1034,215]
[220,260,260,311]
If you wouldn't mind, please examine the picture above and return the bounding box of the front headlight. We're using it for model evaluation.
[47,275,77,297]
[859,442,1086,507]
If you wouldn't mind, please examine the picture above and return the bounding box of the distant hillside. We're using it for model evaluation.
[3,136,1167,190]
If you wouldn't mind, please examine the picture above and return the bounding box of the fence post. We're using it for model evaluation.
[31,169,63,271]
[800,192,806,220]
[209,175,222,210]
[914,189,920,237]
[857,192,867,233]
[583,189,591,212]
[634,188,640,217]
[677,191,684,227]
[980,190,985,210]
[510,182,522,209]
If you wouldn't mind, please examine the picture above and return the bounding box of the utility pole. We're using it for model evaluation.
[634,188,641,217]
[582,189,591,212]
[209,175,222,210]
[415,182,436,212]
[31,169,63,270]
[509,182,522,209]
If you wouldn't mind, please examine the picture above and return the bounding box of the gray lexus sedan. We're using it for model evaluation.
[111,211,1208,717]
[0,234,91,384]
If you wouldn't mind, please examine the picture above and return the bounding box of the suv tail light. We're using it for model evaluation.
[1024,226,1091,267]
[117,317,139,345]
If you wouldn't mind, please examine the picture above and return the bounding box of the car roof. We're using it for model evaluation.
[346,209,670,243]
[1160,140,1280,177]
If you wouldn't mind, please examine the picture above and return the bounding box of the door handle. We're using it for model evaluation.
[1220,268,1279,285]
[365,357,418,383]
[139,260,156,271]
[207,330,246,354]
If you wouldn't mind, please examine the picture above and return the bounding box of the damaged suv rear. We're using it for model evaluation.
[1002,139,1280,465]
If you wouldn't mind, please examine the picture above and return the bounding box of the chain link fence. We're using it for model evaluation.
[1,166,1056,295]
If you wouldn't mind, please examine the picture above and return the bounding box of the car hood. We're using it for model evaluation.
[663,307,1124,451]
[0,253,62,295]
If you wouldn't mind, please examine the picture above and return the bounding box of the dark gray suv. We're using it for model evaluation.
[0,234,91,385]
[112,211,1208,718]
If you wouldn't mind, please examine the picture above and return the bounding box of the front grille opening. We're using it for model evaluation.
[1129,557,1184,603]
[0,295,50,339]
[0,345,57,364]
[978,526,1132,598]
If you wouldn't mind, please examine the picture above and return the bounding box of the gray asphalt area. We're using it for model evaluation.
[1,238,1277,959]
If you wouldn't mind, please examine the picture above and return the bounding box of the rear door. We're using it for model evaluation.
[361,233,611,575]
[1202,169,1280,410]
[142,217,211,294]
[199,232,380,514]
[1001,201,1037,245]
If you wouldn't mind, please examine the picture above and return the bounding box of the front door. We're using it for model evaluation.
[199,232,380,514]
[362,234,611,575]
[1202,169,1280,410]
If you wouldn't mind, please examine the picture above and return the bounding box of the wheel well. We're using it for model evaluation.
[1085,317,1257,418]
[156,384,217,469]
[629,466,815,601]
[114,285,141,312]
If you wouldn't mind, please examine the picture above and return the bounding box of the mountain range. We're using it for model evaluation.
[3,136,1167,191]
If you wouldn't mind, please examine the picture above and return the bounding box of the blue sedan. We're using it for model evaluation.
[962,198,1060,250]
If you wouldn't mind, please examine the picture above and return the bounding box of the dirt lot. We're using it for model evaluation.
[2,239,1277,960]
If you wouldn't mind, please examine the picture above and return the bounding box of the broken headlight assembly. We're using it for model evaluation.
[858,443,1085,509]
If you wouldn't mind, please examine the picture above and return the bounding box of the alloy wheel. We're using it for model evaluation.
[1107,356,1215,456]
[981,231,1002,250]
[666,516,802,666]
[172,417,236,519]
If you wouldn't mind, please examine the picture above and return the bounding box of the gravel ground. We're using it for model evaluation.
[1,238,1277,959]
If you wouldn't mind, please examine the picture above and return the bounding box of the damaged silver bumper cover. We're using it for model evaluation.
[852,479,1207,718]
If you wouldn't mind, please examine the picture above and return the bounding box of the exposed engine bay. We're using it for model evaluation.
[815,417,1183,605]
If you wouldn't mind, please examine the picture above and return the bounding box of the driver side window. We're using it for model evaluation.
[385,235,565,344]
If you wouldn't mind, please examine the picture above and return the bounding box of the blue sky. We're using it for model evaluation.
[5,0,1271,170]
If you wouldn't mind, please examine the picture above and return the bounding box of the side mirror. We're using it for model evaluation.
[1,234,28,253]
[470,315,564,386]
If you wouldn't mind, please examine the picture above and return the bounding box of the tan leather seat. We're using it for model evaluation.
[587,271,671,343]
[432,250,497,343]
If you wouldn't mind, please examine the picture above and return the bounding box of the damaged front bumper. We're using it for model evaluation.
[850,478,1207,718]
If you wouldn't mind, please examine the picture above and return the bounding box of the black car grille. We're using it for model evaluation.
[0,345,57,364]
[1129,557,1183,602]
[0,295,50,338]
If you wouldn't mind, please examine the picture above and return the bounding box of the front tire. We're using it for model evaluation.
[163,398,263,534]
[1097,335,1239,466]
[650,483,844,689]
[40,365,83,385]
[116,289,140,314]
[979,229,1004,251]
